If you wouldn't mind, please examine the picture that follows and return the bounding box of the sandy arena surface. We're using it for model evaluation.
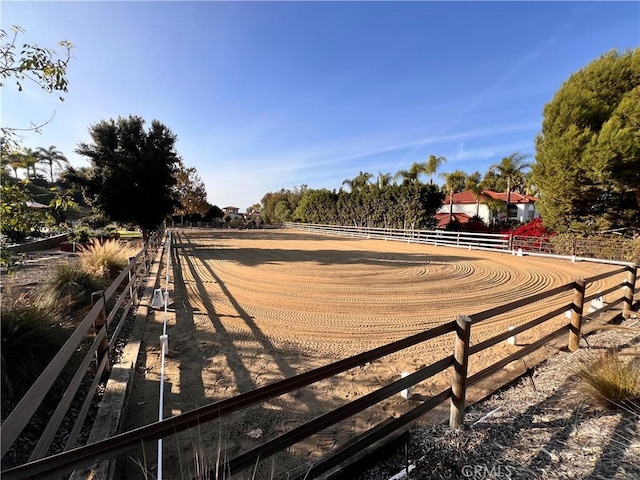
[120,228,628,479]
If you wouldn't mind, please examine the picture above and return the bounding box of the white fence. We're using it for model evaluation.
[284,223,511,252]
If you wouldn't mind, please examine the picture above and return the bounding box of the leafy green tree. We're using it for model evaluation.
[174,164,209,223]
[261,190,288,224]
[337,188,373,227]
[0,26,73,151]
[395,183,443,230]
[261,187,306,224]
[534,49,640,232]
[47,187,77,225]
[0,182,44,242]
[589,85,640,212]
[274,200,292,222]
[202,205,223,223]
[73,115,181,239]
[294,189,339,224]
[36,145,69,183]
[246,203,261,214]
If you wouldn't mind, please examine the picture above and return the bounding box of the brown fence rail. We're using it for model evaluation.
[0,231,164,464]
[1,248,637,480]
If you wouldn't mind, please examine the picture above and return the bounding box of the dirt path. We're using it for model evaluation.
[120,229,625,479]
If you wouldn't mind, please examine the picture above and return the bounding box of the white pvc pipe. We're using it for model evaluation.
[157,230,172,480]
[387,463,415,480]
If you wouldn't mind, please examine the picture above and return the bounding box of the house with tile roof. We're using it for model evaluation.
[222,206,240,215]
[438,189,539,227]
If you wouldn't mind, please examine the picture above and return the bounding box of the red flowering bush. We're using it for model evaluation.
[507,219,556,252]
[510,218,555,238]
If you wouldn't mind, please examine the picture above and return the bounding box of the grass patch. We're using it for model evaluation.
[79,239,139,281]
[117,230,143,239]
[578,351,640,409]
[39,261,106,315]
[0,302,70,407]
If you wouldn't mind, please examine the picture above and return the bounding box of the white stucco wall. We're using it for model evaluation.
[438,202,538,224]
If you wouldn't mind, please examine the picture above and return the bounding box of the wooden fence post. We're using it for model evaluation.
[568,278,586,352]
[450,315,472,429]
[623,265,637,319]
[91,291,111,376]
[128,256,137,305]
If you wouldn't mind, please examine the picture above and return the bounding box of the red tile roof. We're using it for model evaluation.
[443,190,537,205]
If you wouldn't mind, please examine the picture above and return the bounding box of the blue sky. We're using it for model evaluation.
[2,1,639,211]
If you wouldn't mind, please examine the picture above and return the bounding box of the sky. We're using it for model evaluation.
[2,1,639,211]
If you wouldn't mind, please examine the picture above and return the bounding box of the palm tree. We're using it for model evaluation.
[484,197,506,226]
[425,155,447,184]
[37,145,69,183]
[489,152,531,207]
[393,162,427,186]
[342,171,373,192]
[440,170,468,224]
[0,154,8,179]
[465,171,484,217]
[7,151,23,179]
[375,171,393,190]
[21,148,42,180]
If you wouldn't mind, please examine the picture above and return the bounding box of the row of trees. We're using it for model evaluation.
[260,49,639,235]
[259,153,532,229]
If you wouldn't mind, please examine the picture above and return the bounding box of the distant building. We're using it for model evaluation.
[438,190,539,227]
[222,206,240,215]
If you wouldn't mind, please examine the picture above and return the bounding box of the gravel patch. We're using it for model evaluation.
[357,318,640,480]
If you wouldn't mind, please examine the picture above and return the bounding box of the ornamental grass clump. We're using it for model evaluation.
[577,351,640,409]
[79,239,139,281]
[39,261,105,315]
[0,301,69,407]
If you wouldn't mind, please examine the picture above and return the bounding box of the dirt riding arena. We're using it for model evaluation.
[121,229,625,479]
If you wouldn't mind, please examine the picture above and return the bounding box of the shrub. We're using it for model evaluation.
[1,302,69,405]
[39,262,105,314]
[0,250,24,274]
[508,218,555,238]
[79,239,139,281]
[78,212,111,229]
[551,233,639,261]
[0,183,45,243]
[68,225,91,243]
[577,351,640,409]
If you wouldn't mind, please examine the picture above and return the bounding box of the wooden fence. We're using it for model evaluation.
[1,248,636,480]
[0,231,163,467]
